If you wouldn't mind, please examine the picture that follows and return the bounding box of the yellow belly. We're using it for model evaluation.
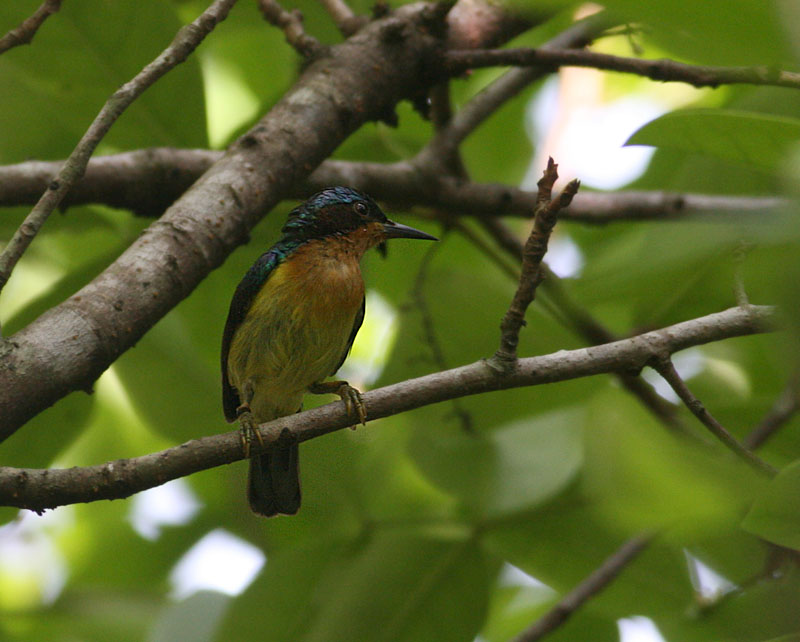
[227,241,365,423]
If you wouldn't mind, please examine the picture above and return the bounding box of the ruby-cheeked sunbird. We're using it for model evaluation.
[221,187,437,517]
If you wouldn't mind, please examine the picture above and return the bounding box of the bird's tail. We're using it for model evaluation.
[248,444,301,517]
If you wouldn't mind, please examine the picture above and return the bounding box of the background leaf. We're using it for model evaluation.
[626,109,800,173]
[742,459,800,550]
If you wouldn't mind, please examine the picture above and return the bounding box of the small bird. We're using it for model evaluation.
[221,187,437,516]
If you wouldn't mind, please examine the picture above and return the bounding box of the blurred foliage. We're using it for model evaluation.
[1,0,800,641]
[627,110,800,174]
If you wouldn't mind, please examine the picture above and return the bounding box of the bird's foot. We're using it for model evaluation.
[338,383,367,429]
[236,403,263,458]
[309,380,367,429]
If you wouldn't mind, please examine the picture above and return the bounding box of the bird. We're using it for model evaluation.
[221,186,437,516]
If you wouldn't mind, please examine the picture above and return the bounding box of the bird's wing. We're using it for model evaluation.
[221,248,283,422]
[331,296,365,376]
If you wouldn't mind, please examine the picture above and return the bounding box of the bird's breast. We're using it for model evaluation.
[226,238,365,419]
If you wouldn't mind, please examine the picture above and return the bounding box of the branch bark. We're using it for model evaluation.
[446,47,800,90]
[0,150,784,222]
[491,158,579,370]
[258,0,322,57]
[0,305,776,511]
[0,0,62,55]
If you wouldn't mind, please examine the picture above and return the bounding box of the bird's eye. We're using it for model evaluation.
[353,202,368,216]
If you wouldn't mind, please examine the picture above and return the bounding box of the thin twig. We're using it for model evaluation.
[512,535,652,642]
[258,0,322,57]
[652,357,777,476]
[317,0,364,36]
[490,158,580,372]
[0,0,62,55]
[0,0,238,297]
[732,240,753,308]
[446,47,800,91]
[427,83,470,177]
[0,305,776,511]
[743,368,800,450]
[477,216,686,432]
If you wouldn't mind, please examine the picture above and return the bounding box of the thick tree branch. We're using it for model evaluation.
[0,2,449,439]
[512,535,652,642]
[0,305,776,511]
[0,0,238,297]
[446,47,800,91]
[0,151,783,223]
[652,358,777,476]
[0,148,219,217]
[0,0,62,55]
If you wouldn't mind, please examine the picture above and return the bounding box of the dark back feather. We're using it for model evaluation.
[221,243,298,421]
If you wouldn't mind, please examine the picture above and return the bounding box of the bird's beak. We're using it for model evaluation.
[382,220,438,241]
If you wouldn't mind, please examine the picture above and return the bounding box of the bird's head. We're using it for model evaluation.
[281,187,437,248]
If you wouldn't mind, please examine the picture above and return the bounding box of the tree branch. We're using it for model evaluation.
[0,0,62,55]
[651,357,777,476]
[0,148,219,217]
[1,151,783,223]
[258,0,322,58]
[0,0,239,296]
[743,368,800,450]
[0,2,450,439]
[446,47,800,91]
[478,216,686,432]
[415,14,608,169]
[0,305,776,511]
[512,535,652,642]
[317,0,365,36]
[490,158,579,371]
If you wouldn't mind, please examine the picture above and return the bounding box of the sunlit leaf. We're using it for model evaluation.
[626,110,800,173]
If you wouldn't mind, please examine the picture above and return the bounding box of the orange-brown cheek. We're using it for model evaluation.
[351,222,387,254]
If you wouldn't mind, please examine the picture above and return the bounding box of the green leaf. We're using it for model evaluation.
[597,0,789,66]
[742,459,800,550]
[219,534,492,642]
[0,0,206,163]
[583,387,766,535]
[626,109,800,173]
[480,584,557,642]
[410,409,584,519]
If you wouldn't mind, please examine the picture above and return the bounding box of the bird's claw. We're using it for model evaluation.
[236,404,263,458]
[337,383,367,429]
[309,380,367,429]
